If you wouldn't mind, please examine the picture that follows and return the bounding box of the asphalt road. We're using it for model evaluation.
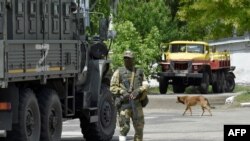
[61,92,250,141]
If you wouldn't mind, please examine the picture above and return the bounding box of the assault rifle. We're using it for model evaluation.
[121,70,138,121]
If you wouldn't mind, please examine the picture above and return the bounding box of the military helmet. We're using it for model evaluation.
[123,50,134,58]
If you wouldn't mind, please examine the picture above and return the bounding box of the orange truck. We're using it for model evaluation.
[156,41,235,94]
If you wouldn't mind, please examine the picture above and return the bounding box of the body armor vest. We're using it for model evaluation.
[118,67,143,91]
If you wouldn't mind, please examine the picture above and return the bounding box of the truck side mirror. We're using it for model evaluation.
[161,45,168,52]
[99,18,108,40]
[161,46,166,52]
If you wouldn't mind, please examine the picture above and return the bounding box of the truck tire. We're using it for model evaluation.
[7,89,40,141]
[225,72,235,92]
[37,89,62,141]
[221,71,226,93]
[212,71,222,93]
[213,71,226,93]
[159,76,168,94]
[80,85,116,141]
[199,72,209,94]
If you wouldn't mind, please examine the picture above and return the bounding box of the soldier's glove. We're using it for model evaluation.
[114,92,130,108]
[131,88,141,99]
[120,92,130,101]
[115,97,122,109]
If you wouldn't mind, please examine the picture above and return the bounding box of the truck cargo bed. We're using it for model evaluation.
[1,40,79,83]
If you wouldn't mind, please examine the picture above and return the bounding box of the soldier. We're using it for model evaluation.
[110,50,149,141]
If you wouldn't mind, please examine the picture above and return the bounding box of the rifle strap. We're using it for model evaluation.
[129,68,135,92]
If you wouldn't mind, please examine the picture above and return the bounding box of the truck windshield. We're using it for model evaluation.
[170,44,204,53]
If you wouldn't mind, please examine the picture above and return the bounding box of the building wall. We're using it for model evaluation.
[231,51,250,84]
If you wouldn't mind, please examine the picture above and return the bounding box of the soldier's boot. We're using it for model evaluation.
[119,135,126,141]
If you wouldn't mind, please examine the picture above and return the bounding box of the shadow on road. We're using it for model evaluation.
[61,137,84,141]
[61,135,134,141]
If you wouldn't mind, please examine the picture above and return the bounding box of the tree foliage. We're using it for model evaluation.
[109,21,142,70]
[109,0,184,77]
[116,0,180,41]
[110,21,161,77]
[178,0,250,40]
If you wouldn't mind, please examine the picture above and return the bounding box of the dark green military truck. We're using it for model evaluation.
[0,0,117,141]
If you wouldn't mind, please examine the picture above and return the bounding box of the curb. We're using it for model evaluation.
[240,103,250,107]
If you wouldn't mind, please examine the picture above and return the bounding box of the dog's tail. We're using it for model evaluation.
[205,98,215,109]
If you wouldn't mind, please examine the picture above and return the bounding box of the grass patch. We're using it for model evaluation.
[148,87,160,94]
[233,85,250,103]
[235,92,250,103]
[148,86,173,94]
[185,86,214,94]
[233,85,250,93]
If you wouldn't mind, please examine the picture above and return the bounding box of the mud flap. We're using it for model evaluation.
[0,111,12,130]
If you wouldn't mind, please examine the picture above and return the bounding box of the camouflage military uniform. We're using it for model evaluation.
[110,61,148,141]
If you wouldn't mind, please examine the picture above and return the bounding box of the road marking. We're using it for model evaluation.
[62,131,82,137]
[145,116,157,119]
[62,119,82,138]
[63,124,80,127]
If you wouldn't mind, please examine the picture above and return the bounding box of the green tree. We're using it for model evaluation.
[110,21,142,71]
[178,0,250,40]
[108,0,186,77]
[110,21,161,77]
[165,0,180,21]
[139,26,161,77]
[116,0,182,41]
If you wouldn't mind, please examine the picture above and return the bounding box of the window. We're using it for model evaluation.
[186,44,204,53]
[170,44,204,53]
[170,44,186,53]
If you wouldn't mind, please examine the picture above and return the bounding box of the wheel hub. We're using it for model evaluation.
[101,101,112,128]
[26,109,34,136]
[49,110,57,135]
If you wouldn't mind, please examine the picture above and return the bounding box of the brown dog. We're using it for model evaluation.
[176,95,214,116]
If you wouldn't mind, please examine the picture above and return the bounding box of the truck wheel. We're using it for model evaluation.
[221,71,226,93]
[37,89,62,141]
[80,85,116,141]
[173,84,185,93]
[7,89,41,141]
[212,71,222,93]
[199,72,209,94]
[225,73,235,92]
[159,76,168,94]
